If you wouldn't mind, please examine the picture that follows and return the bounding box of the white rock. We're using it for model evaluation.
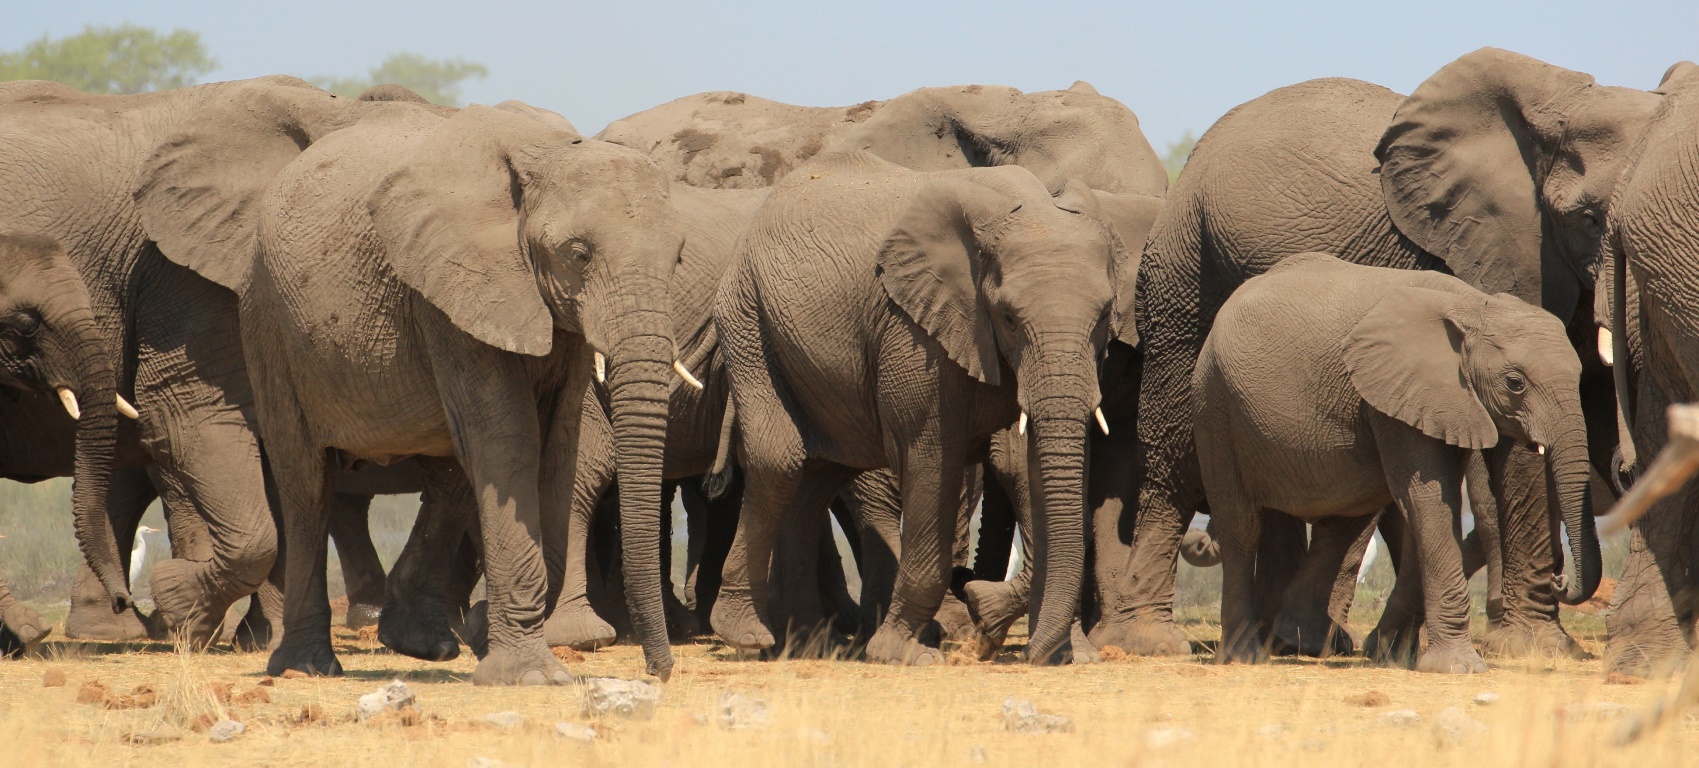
[207,719,245,743]
[554,721,598,743]
[357,679,417,721]
[1473,692,1500,706]
[1381,709,1421,727]
[1002,698,1074,734]
[482,711,523,729]
[581,677,662,720]
[716,692,770,730]
[1432,707,1488,748]
[1144,726,1195,750]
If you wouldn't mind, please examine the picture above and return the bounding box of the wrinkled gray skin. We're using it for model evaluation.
[176,98,684,685]
[1196,255,1597,674]
[1112,50,1660,659]
[0,573,50,658]
[1599,62,1699,678]
[714,150,1127,665]
[599,81,1168,199]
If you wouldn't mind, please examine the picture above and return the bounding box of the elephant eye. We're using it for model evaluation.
[1505,372,1527,394]
[6,310,39,337]
[566,241,592,263]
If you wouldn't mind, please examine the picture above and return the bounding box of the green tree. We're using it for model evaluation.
[312,53,488,106]
[0,24,217,94]
[1163,130,1197,185]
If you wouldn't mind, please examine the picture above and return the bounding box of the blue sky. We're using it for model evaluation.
[5,1,1694,153]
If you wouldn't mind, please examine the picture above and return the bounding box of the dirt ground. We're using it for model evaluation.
[2,604,1695,768]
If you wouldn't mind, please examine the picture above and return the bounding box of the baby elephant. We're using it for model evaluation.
[1194,253,1598,674]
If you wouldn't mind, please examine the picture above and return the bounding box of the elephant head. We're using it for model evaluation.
[1377,47,1663,323]
[835,82,1170,197]
[1345,286,1600,604]
[368,106,685,678]
[0,234,137,612]
[877,168,1122,662]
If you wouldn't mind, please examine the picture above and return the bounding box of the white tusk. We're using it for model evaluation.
[1017,412,1027,436]
[1537,443,1547,456]
[594,352,606,384]
[673,360,705,390]
[116,394,140,420]
[57,387,80,420]
[1095,407,1110,435]
[1598,327,1614,367]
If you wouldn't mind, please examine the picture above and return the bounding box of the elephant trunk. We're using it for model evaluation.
[1021,342,1096,664]
[606,317,676,681]
[1546,414,1600,605]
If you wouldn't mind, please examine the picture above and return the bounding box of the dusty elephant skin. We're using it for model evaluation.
[177,99,684,685]
[1105,48,1662,658]
[1598,62,1699,678]
[1195,255,1598,674]
[712,150,1127,665]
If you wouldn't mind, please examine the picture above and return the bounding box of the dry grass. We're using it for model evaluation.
[3,609,1697,768]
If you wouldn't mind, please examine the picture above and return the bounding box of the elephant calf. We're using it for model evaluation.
[1194,253,1599,674]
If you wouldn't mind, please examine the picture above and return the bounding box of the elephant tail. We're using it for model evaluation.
[703,395,738,500]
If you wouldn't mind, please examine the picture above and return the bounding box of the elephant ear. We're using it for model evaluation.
[1377,47,1595,310]
[135,80,366,292]
[369,105,571,357]
[1052,179,1158,347]
[878,179,1022,385]
[1344,286,1499,450]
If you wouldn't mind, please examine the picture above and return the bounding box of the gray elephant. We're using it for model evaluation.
[599,81,1168,198]
[1196,254,1598,673]
[1599,61,1699,677]
[0,573,49,658]
[1107,48,1661,658]
[713,149,1130,665]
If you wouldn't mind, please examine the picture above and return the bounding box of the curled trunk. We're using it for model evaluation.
[1548,417,1601,605]
[607,328,676,680]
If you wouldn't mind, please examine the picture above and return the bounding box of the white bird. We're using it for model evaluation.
[129,525,169,586]
[1356,533,1380,583]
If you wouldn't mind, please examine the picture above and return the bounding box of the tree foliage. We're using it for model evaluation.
[312,53,488,106]
[0,24,217,94]
[1163,130,1197,185]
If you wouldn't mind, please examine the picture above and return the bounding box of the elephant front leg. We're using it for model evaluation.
[1271,513,1372,658]
[0,575,50,657]
[376,458,471,662]
[1088,432,1195,657]
[866,451,965,667]
[543,454,618,651]
[1479,444,1587,659]
[264,440,341,677]
[1378,431,1485,674]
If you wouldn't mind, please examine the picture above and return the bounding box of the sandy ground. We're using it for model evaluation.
[2,605,1695,768]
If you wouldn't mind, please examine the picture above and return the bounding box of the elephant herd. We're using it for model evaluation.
[2,47,1698,685]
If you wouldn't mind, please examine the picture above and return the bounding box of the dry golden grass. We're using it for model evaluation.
[3,610,1696,768]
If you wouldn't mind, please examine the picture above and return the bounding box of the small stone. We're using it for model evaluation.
[105,685,158,710]
[42,669,66,687]
[281,669,308,680]
[1098,645,1128,662]
[234,687,271,706]
[715,692,770,730]
[554,721,598,743]
[1432,707,1488,749]
[1473,692,1501,706]
[208,719,246,743]
[581,677,662,720]
[1344,690,1390,707]
[256,676,275,687]
[1144,726,1194,750]
[1381,709,1421,727]
[357,679,417,721]
[1002,698,1075,734]
[483,711,524,730]
[76,680,109,704]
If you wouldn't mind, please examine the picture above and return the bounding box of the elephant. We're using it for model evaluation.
[0,572,50,658]
[135,93,686,684]
[1106,48,1662,659]
[1599,61,1699,677]
[711,148,1131,665]
[598,81,1168,198]
[1194,254,1599,673]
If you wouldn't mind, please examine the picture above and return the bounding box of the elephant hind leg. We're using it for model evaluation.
[766,465,856,658]
[263,436,342,676]
[711,459,805,652]
[1271,513,1373,658]
[377,457,471,663]
[328,493,385,631]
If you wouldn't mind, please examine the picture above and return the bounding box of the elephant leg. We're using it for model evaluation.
[1210,488,1265,664]
[866,434,967,668]
[377,458,470,662]
[658,482,701,640]
[235,459,285,653]
[545,405,618,650]
[1271,514,1372,658]
[1378,439,1484,675]
[0,574,50,658]
[972,453,1018,582]
[711,429,812,652]
[682,477,739,631]
[65,466,156,641]
[964,434,1033,656]
[933,466,983,646]
[262,422,341,677]
[1462,453,1503,625]
[327,493,385,631]
[1477,443,1586,659]
[766,466,855,655]
[1252,512,1308,631]
[1365,515,1426,667]
[842,473,901,642]
[584,491,634,640]
[1089,425,1196,657]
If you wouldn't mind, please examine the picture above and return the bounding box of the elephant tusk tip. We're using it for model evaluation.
[56,387,80,420]
[673,360,704,390]
[1537,443,1547,456]
[593,352,606,384]
[1095,407,1110,435]
[1017,411,1027,436]
[1598,327,1614,366]
[116,395,140,420]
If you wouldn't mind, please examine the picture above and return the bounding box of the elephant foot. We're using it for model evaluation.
[665,595,702,641]
[1364,623,1423,668]
[1216,622,1270,665]
[266,636,343,677]
[1270,611,1357,658]
[1088,616,1192,657]
[64,599,152,642]
[711,595,775,651]
[472,642,573,686]
[148,559,231,647]
[1,601,51,658]
[377,594,459,662]
[961,580,1026,658]
[1416,643,1488,674]
[345,602,383,631]
[233,608,275,653]
[865,625,944,666]
[1481,621,1589,660]
[457,600,491,659]
[545,599,617,651]
[934,592,985,646]
[1068,620,1101,664]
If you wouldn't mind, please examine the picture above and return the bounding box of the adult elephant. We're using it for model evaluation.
[140,97,685,684]
[1104,49,1660,658]
[599,81,1167,198]
[713,149,1131,665]
[1599,62,1699,677]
